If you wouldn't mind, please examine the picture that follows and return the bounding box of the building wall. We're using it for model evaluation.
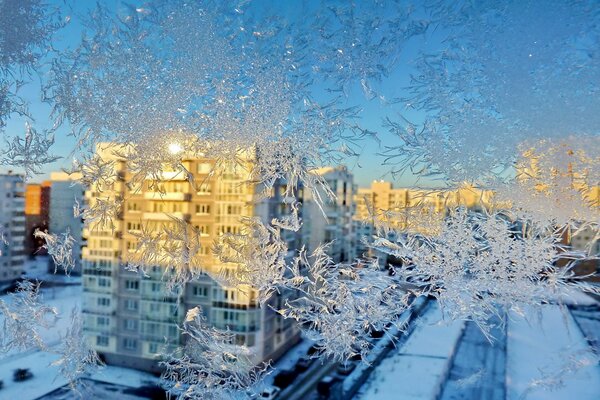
[49,173,84,275]
[0,174,26,284]
[305,166,356,263]
[24,182,51,256]
[352,181,493,262]
[82,144,300,373]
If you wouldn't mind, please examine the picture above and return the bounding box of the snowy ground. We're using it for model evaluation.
[354,294,600,400]
[0,257,160,400]
[440,317,506,400]
[506,305,600,400]
[355,302,465,400]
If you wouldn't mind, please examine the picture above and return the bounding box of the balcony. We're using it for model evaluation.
[82,307,116,316]
[143,192,191,201]
[142,212,190,221]
[146,171,189,181]
[142,314,180,324]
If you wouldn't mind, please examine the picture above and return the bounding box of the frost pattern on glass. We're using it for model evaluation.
[34,229,76,275]
[372,209,598,339]
[0,0,59,131]
[496,136,600,232]
[214,217,288,306]
[51,308,104,392]
[1,124,60,180]
[385,1,600,184]
[160,306,270,400]
[0,281,58,353]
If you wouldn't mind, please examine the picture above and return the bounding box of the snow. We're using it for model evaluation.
[0,346,68,399]
[355,302,465,400]
[88,365,158,388]
[0,263,158,400]
[506,304,600,400]
[0,279,82,360]
[0,264,81,398]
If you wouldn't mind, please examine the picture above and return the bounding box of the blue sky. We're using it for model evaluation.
[2,0,438,188]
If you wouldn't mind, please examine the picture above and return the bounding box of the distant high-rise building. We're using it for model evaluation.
[353,181,493,260]
[0,173,26,285]
[82,143,301,373]
[305,166,356,263]
[24,181,51,256]
[49,172,84,275]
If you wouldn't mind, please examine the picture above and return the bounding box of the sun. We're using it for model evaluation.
[168,142,183,155]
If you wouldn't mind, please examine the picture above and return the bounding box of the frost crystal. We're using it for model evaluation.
[214,217,288,305]
[0,0,60,131]
[373,209,597,338]
[34,229,76,275]
[126,217,204,292]
[51,308,104,392]
[0,281,58,353]
[279,246,411,362]
[386,1,600,183]
[161,306,270,400]
[1,124,60,180]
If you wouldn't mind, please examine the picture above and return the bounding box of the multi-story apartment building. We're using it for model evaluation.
[49,172,85,275]
[353,181,493,260]
[82,143,300,372]
[0,173,26,285]
[24,181,51,256]
[305,166,356,263]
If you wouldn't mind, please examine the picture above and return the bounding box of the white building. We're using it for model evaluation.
[305,166,356,263]
[49,172,84,275]
[0,173,26,285]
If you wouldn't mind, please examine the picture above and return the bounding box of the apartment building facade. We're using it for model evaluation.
[82,144,300,372]
[305,166,356,263]
[24,181,51,256]
[49,172,85,275]
[0,173,26,285]
[353,181,492,260]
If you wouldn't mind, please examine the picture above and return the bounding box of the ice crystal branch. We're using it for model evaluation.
[34,229,76,275]
[0,281,58,353]
[51,308,104,392]
[279,246,412,362]
[372,208,597,338]
[1,124,60,180]
[125,217,204,292]
[496,136,600,230]
[214,217,288,305]
[0,0,61,131]
[161,306,270,400]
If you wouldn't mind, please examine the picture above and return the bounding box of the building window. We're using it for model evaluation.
[193,286,208,297]
[196,204,210,215]
[96,336,109,347]
[149,342,159,354]
[98,277,111,287]
[123,338,137,351]
[97,297,110,307]
[124,319,137,331]
[125,280,139,291]
[125,299,138,311]
[97,316,109,326]
[150,302,160,313]
[196,225,210,236]
[151,282,162,293]
[198,183,211,194]
[226,205,242,215]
